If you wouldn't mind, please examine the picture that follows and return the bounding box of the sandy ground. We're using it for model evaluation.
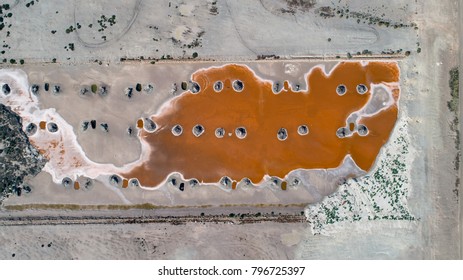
[0,0,416,63]
[0,0,461,259]
[1,61,378,208]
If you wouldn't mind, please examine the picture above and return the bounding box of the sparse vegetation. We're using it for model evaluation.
[306,121,415,234]
[447,67,460,200]
[65,25,75,34]
[448,67,459,113]
[97,14,116,32]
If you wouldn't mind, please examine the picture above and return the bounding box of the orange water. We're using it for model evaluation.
[123,62,400,187]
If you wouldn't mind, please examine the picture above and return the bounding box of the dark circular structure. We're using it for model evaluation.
[143,83,154,93]
[273,82,280,93]
[357,124,369,136]
[25,123,37,136]
[47,122,58,133]
[62,177,73,188]
[127,126,134,136]
[192,124,205,137]
[53,85,61,94]
[215,127,225,138]
[80,86,90,97]
[189,179,199,187]
[271,177,281,186]
[179,182,185,191]
[90,120,97,129]
[172,124,183,136]
[220,176,231,187]
[241,177,252,186]
[81,178,94,190]
[289,177,300,186]
[81,121,89,131]
[235,127,247,139]
[297,125,309,135]
[232,80,244,92]
[125,87,134,99]
[2,83,11,95]
[336,127,348,138]
[100,123,109,132]
[109,175,122,187]
[31,84,39,95]
[23,185,32,193]
[129,178,140,187]
[356,84,368,94]
[99,85,109,97]
[277,128,288,141]
[213,81,223,92]
[170,178,177,186]
[336,84,347,95]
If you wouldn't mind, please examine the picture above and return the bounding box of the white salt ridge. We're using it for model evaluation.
[0,69,148,187]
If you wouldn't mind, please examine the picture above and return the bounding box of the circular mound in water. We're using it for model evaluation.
[232,80,244,92]
[192,124,205,137]
[191,82,201,93]
[214,81,223,92]
[336,84,346,95]
[336,127,348,138]
[277,128,288,141]
[215,127,225,138]
[172,124,183,136]
[235,127,247,139]
[144,118,157,132]
[297,125,309,135]
[356,84,368,94]
[357,124,369,136]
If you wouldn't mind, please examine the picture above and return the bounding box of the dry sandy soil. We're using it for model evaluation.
[0,0,461,259]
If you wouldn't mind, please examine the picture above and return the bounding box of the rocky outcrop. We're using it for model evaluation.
[0,104,47,202]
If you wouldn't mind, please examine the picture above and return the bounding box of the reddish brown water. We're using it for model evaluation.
[122,179,129,188]
[123,62,400,187]
[137,119,143,129]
